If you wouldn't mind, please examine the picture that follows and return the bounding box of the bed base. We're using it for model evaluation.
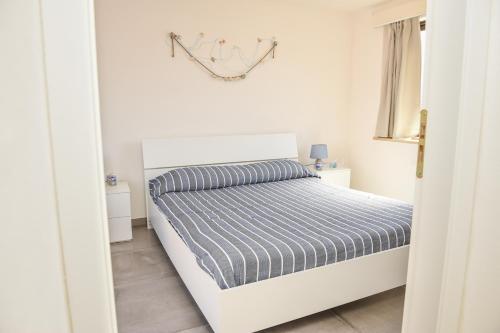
[149,197,408,333]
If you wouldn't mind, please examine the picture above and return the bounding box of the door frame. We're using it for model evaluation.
[40,0,117,332]
[40,0,493,331]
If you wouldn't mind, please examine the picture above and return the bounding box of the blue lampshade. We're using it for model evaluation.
[310,144,328,159]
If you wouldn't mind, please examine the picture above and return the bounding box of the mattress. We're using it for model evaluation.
[150,161,413,289]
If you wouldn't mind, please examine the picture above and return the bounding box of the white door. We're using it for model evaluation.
[402,0,500,332]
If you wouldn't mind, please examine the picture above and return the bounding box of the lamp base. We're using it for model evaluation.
[314,159,324,170]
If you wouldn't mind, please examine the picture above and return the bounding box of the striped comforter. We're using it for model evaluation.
[150,161,413,289]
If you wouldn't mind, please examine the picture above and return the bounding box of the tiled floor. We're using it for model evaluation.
[111,226,405,333]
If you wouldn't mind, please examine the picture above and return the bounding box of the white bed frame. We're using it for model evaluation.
[142,133,409,333]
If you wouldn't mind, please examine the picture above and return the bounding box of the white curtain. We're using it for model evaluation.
[375,17,422,138]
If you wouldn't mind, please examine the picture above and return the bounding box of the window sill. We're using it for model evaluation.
[373,136,419,144]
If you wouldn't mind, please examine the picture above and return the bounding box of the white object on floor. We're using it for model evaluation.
[106,181,132,242]
[142,133,408,333]
[314,167,351,188]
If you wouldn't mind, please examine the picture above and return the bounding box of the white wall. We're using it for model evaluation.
[96,0,423,218]
[95,0,354,218]
[372,0,426,26]
[347,8,418,203]
[1,1,71,332]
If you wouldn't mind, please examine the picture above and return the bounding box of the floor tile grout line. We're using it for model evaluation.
[173,324,210,333]
[331,309,363,333]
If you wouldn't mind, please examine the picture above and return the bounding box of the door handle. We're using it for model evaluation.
[416,109,428,179]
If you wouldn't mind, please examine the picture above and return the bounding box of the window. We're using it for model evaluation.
[373,17,425,144]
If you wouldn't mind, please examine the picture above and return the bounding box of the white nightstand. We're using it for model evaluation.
[312,167,351,188]
[106,181,132,242]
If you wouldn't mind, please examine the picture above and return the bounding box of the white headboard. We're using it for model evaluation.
[142,133,298,224]
[142,133,298,169]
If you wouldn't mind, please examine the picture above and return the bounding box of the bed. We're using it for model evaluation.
[142,133,411,333]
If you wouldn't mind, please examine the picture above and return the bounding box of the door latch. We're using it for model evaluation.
[416,109,428,179]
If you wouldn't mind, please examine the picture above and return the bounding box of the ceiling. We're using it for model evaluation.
[292,0,391,11]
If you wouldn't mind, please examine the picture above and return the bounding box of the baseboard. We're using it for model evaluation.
[132,217,147,227]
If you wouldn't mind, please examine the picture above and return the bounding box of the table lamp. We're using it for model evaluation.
[310,144,328,170]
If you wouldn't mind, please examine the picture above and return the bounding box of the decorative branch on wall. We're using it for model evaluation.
[169,32,278,81]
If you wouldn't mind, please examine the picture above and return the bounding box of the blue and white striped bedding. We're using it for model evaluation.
[150,160,413,289]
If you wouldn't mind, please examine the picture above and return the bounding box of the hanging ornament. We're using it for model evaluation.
[169,32,278,81]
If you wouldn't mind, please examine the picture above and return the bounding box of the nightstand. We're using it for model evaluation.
[106,181,132,242]
[313,168,351,188]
